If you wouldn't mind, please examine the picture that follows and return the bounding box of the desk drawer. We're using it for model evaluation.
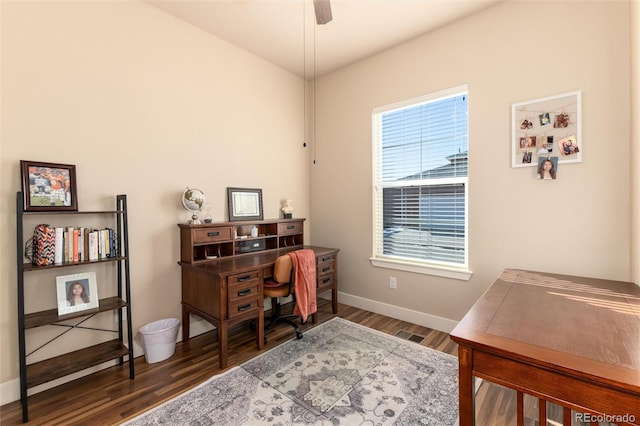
[317,254,336,269]
[262,266,274,280]
[229,298,260,317]
[194,227,232,244]
[317,274,336,291]
[317,261,335,277]
[228,271,259,286]
[228,281,260,302]
[278,221,303,236]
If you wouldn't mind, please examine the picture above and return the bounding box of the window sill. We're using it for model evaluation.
[369,257,473,281]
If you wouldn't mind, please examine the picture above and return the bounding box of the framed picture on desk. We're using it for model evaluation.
[227,187,263,221]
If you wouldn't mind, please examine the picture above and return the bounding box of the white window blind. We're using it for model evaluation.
[372,86,469,274]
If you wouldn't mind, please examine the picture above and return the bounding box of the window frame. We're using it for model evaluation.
[370,85,472,281]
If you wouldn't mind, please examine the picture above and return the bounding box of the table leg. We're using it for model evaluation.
[539,398,547,426]
[256,311,264,349]
[563,408,572,425]
[182,307,190,341]
[218,321,228,369]
[458,345,475,426]
[332,286,338,314]
[517,391,524,426]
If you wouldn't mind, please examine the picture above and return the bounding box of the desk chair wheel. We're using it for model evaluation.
[296,330,303,340]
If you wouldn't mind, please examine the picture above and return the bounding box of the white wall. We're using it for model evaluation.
[310,1,633,324]
[0,0,309,402]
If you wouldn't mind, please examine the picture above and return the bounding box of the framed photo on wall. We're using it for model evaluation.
[20,160,78,211]
[512,91,582,168]
[56,272,98,316]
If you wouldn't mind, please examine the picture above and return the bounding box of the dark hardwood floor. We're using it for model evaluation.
[0,299,582,425]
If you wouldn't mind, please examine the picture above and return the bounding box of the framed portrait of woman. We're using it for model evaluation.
[56,272,99,316]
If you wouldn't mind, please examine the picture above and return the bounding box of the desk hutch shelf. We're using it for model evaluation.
[178,218,305,264]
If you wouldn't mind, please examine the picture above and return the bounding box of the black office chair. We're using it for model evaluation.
[263,254,303,340]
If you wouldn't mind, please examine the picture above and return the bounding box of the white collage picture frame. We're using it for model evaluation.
[512,91,582,168]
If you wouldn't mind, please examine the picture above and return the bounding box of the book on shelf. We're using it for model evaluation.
[72,228,79,262]
[89,231,98,261]
[54,227,64,264]
[100,229,106,259]
[77,228,84,262]
[83,228,89,261]
[63,230,69,263]
[109,228,115,258]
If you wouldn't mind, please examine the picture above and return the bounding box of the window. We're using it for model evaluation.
[371,85,471,280]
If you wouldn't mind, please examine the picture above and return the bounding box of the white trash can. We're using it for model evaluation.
[137,318,180,363]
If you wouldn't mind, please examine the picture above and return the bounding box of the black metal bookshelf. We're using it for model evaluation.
[15,192,134,422]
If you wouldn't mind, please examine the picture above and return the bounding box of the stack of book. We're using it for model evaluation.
[52,227,117,264]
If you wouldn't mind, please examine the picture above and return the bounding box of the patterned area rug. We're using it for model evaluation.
[123,317,459,425]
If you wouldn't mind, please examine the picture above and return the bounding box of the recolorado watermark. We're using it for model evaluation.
[575,413,636,424]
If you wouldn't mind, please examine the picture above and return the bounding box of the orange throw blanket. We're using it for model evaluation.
[290,249,317,322]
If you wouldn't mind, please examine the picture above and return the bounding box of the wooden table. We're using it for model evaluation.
[179,245,339,369]
[450,269,640,426]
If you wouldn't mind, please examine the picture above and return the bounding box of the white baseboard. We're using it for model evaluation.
[0,378,20,406]
[333,291,459,333]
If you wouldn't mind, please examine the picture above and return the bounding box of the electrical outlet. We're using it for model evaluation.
[389,276,397,289]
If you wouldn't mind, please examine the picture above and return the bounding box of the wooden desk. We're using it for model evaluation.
[450,269,640,426]
[179,245,339,369]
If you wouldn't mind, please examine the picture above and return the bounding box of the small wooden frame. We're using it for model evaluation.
[20,160,78,211]
[227,187,263,221]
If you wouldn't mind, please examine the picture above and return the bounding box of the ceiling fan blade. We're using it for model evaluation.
[313,0,333,25]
